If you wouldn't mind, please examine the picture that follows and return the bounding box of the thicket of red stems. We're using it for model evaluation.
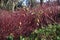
[0,5,60,39]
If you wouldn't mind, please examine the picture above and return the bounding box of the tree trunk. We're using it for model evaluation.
[57,0,60,5]
[0,0,4,7]
[40,0,43,6]
[30,0,33,7]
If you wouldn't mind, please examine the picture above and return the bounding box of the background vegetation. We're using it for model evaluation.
[0,0,60,40]
[7,24,60,40]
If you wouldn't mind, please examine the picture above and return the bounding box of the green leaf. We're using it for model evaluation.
[57,36,60,40]
[7,35,13,40]
[20,36,24,40]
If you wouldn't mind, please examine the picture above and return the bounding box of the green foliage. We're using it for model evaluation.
[19,24,60,40]
[7,35,13,40]
[6,24,60,40]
